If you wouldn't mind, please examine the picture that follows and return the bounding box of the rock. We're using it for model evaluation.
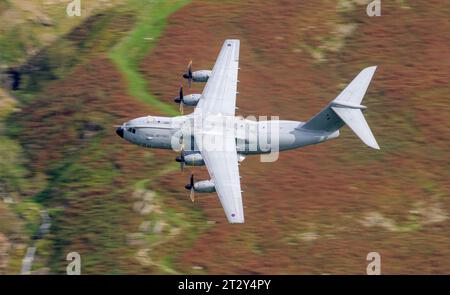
[132,189,145,199]
[3,196,14,204]
[360,211,397,231]
[133,201,144,213]
[169,227,181,237]
[135,248,152,266]
[126,233,144,246]
[140,204,153,215]
[139,221,151,232]
[152,221,166,234]
[416,201,448,225]
[298,232,319,242]
[143,191,155,202]
[36,15,54,27]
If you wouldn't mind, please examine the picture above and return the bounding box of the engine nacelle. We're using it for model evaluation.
[184,153,205,166]
[176,153,205,166]
[192,70,212,82]
[194,180,215,193]
[182,94,202,106]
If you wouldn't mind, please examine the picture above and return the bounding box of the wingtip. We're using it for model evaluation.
[369,141,380,150]
[224,39,240,44]
[227,214,244,224]
[364,65,378,73]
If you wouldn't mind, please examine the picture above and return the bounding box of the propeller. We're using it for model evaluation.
[182,60,193,88]
[174,84,184,115]
[184,174,195,202]
[175,133,187,171]
[175,147,185,172]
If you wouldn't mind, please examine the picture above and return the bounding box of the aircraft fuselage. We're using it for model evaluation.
[117,115,339,155]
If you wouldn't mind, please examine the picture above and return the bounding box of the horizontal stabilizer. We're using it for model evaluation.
[300,66,380,149]
[331,107,379,149]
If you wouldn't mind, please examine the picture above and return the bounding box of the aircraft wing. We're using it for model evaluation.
[195,39,240,116]
[200,132,244,223]
[194,39,244,223]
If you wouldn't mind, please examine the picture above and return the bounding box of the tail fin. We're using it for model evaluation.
[302,66,380,149]
[334,66,377,106]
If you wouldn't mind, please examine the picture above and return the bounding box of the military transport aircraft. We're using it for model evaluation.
[116,39,379,223]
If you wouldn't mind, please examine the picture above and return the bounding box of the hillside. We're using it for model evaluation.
[0,0,449,274]
[141,0,450,274]
[1,0,198,274]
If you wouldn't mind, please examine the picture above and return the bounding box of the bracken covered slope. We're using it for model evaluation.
[141,0,450,274]
[1,0,449,274]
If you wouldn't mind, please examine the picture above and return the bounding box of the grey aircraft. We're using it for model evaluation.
[116,39,379,223]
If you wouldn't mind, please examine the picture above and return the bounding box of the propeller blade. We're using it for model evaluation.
[174,84,184,104]
[190,188,195,203]
[187,60,193,88]
[190,174,195,202]
[187,60,192,77]
[179,84,185,114]
[185,174,195,202]
[180,146,185,172]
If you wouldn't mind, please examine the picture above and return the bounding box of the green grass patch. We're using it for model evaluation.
[12,199,43,237]
[109,0,190,116]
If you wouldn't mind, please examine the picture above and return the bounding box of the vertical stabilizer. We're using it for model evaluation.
[334,66,377,105]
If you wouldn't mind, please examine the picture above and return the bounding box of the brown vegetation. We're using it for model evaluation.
[141,0,450,274]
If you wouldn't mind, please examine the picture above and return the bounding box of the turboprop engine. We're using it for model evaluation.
[182,60,211,87]
[174,92,201,106]
[176,153,205,167]
[184,174,216,202]
[174,85,202,114]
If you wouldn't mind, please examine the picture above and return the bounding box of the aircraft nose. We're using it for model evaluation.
[182,73,189,79]
[116,127,124,138]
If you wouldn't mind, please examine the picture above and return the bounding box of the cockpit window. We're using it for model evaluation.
[127,128,136,134]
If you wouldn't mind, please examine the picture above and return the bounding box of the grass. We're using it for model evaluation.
[12,199,43,237]
[109,0,190,116]
[0,91,28,193]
